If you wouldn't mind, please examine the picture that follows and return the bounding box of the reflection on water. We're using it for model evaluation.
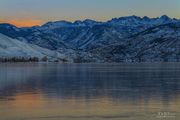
[0,63,180,120]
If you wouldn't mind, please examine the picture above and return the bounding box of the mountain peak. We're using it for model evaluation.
[73,19,100,27]
[160,15,171,21]
[0,23,18,28]
[42,20,73,29]
[117,15,141,20]
[142,16,150,20]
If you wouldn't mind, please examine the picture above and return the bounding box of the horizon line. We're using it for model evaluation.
[0,15,179,28]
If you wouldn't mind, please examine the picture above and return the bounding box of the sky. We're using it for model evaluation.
[0,0,179,27]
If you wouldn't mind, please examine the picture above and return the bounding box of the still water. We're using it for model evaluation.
[0,63,179,120]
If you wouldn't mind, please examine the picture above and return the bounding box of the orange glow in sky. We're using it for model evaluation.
[0,19,43,27]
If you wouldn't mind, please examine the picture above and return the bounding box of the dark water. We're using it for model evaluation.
[0,63,179,120]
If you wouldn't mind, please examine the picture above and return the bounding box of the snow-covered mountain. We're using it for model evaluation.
[0,33,69,61]
[0,15,180,62]
[91,22,180,62]
[1,15,178,51]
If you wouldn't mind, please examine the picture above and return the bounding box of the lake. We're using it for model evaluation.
[0,63,179,120]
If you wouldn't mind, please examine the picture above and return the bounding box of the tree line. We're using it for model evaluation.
[0,57,39,62]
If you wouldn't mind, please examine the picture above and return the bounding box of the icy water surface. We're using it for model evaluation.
[0,63,180,120]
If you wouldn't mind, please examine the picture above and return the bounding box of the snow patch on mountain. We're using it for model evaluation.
[0,33,66,60]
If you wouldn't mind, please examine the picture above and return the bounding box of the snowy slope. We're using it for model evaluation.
[91,22,180,62]
[0,33,64,59]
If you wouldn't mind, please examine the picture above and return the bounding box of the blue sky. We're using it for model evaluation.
[0,0,179,26]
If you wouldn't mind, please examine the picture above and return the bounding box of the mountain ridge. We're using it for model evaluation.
[0,15,180,62]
